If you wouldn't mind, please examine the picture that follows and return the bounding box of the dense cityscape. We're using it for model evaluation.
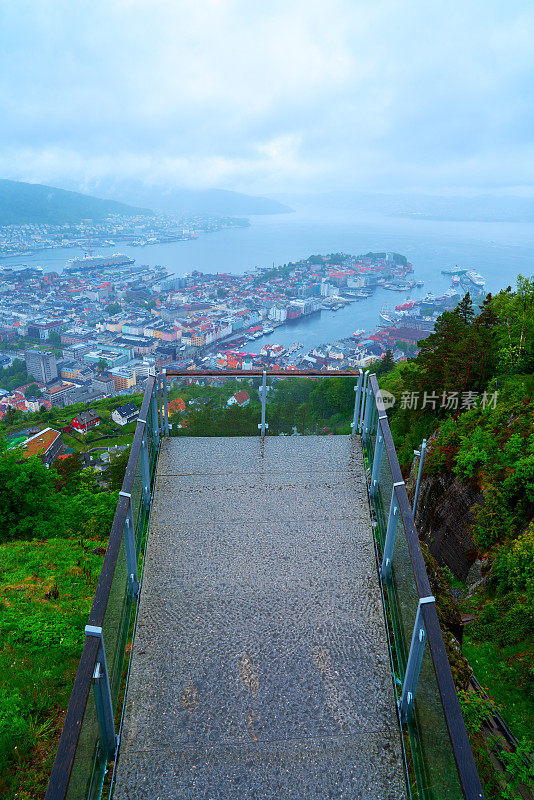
[0,236,487,420]
[0,212,249,258]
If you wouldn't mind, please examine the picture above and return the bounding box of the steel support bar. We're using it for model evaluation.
[258,370,268,437]
[351,371,363,434]
[370,429,384,494]
[380,484,403,580]
[119,493,139,599]
[399,596,435,722]
[412,438,427,519]
[85,625,117,759]
[163,368,169,437]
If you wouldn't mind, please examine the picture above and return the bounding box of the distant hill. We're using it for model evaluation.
[283,190,534,223]
[0,179,153,225]
[67,179,294,216]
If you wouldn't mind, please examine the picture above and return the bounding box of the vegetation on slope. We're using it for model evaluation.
[0,438,119,798]
[378,279,534,797]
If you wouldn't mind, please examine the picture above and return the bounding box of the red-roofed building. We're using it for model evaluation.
[71,410,100,434]
[227,390,250,408]
[168,397,186,414]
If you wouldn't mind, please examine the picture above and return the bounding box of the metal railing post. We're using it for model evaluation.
[351,370,363,434]
[399,596,435,722]
[413,438,427,519]
[119,492,139,599]
[370,427,385,494]
[85,625,117,759]
[362,382,374,445]
[150,384,160,448]
[163,368,169,437]
[157,372,163,434]
[258,370,268,437]
[140,429,152,508]
[359,371,369,429]
[380,483,403,580]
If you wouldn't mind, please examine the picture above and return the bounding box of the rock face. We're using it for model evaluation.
[415,471,482,581]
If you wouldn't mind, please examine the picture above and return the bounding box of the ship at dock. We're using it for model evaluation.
[441,265,469,276]
[64,253,135,273]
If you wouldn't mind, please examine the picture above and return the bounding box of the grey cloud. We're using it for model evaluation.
[0,0,534,194]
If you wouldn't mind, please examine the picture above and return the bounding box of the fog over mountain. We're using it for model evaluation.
[59,179,293,217]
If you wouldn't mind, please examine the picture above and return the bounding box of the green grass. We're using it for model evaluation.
[94,433,135,448]
[462,636,534,740]
[0,537,104,799]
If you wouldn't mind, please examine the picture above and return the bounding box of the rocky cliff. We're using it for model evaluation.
[408,440,482,581]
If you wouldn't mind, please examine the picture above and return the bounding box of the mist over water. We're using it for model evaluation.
[11,206,534,348]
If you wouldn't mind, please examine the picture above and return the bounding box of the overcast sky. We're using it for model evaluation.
[1,0,534,197]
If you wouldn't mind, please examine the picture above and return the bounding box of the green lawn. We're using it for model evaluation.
[93,432,135,448]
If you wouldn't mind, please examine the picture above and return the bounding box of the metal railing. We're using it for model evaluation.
[45,372,162,800]
[356,372,484,800]
[44,368,483,800]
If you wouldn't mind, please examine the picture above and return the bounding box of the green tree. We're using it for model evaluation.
[457,291,475,324]
[0,450,66,542]
[106,447,131,491]
[105,302,122,316]
[490,275,534,374]
[24,383,42,399]
[375,349,395,376]
[48,330,61,346]
[97,358,109,373]
[63,488,118,540]
[53,452,83,491]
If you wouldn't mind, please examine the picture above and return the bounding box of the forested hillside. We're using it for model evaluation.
[379,278,534,798]
[0,179,152,224]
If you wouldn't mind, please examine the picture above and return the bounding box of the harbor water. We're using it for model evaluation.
[5,206,534,350]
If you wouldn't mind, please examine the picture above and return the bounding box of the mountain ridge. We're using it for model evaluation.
[64,179,294,217]
[0,179,153,225]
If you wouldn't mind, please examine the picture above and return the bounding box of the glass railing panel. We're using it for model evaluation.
[146,401,158,468]
[131,453,143,536]
[363,396,378,465]
[388,495,419,677]
[101,530,132,707]
[409,646,464,800]
[64,685,106,800]
[375,434,394,549]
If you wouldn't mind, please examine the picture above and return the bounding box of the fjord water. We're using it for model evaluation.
[14,206,534,347]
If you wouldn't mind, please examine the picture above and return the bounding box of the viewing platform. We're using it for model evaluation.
[45,370,484,800]
[114,435,405,799]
